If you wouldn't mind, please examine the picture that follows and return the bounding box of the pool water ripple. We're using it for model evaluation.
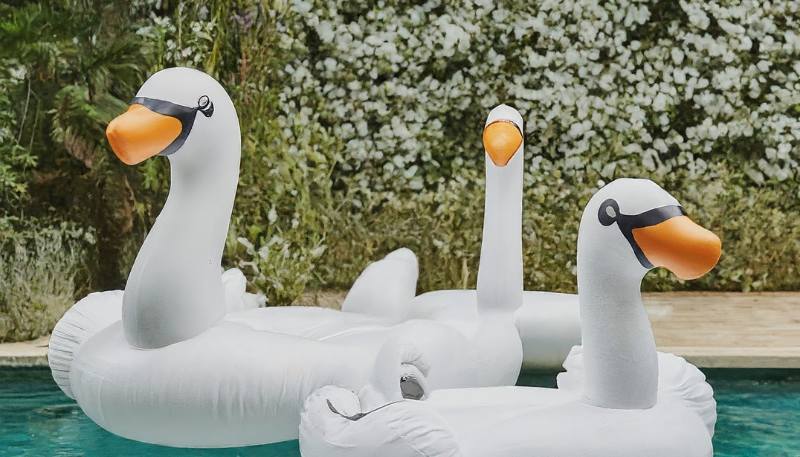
[709,371,800,456]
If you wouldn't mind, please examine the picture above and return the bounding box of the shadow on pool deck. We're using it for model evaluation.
[1,292,798,368]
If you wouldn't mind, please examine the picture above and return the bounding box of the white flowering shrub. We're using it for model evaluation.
[277,1,799,183]
[131,0,799,301]
[269,0,800,294]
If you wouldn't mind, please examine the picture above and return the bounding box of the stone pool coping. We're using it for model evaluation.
[2,292,798,369]
[0,336,49,367]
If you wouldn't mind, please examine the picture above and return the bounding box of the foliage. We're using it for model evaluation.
[0,0,798,340]
[0,1,152,290]
[0,218,93,342]
[0,67,37,208]
[273,0,800,293]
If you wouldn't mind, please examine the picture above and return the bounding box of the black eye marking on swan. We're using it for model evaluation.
[598,198,686,269]
[197,95,214,117]
[129,95,214,156]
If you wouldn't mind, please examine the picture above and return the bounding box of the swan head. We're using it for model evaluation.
[579,178,721,281]
[482,104,523,167]
[106,67,239,168]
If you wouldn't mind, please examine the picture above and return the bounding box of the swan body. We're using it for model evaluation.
[300,178,721,457]
[55,289,520,446]
[48,70,521,447]
[407,290,580,369]
[301,379,711,457]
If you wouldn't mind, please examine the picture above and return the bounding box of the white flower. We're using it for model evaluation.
[254,0,800,202]
[671,48,685,65]
[718,20,745,36]
[653,93,669,111]
[316,21,335,43]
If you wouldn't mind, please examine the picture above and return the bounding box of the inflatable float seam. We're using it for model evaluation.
[48,291,123,399]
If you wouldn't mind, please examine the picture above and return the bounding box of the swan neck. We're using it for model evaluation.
[577,256,658,409]
[476,148,523,313]
[122,141,239,349]
[166,158,238,246]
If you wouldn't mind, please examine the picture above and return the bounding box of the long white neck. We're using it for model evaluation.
[476,146,523,314]
[122,132,240,349]
[577,243,658,409]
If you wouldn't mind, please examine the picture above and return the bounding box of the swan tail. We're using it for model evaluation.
[557,346,716,436]
[222,267,266,312]
[341,248,418,321]
[48,291,123,398]
[299,339,461,457]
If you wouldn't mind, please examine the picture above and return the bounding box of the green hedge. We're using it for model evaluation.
[0,1,799,341]
[0,219,92,342]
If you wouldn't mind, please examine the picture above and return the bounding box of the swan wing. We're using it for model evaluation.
[221,267,265,312]
[557,346,716,436]
[656,351,717,436]
[341,248,418,321]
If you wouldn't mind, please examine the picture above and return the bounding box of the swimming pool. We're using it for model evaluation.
[2,368,797,456]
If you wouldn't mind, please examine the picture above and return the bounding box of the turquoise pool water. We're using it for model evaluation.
[2,368,798,456]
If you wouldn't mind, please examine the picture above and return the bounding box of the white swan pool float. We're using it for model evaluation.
[301,178,722,457]
[372,104,580,369]
[48,68,524,447]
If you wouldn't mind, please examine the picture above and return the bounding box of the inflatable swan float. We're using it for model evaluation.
[301,178,722,457]
[48,68,522,447]
[370,104,580,369]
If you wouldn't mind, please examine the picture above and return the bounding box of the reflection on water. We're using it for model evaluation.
[34,404,80,418]
[1,368,798,456]
[0,368,299,456]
